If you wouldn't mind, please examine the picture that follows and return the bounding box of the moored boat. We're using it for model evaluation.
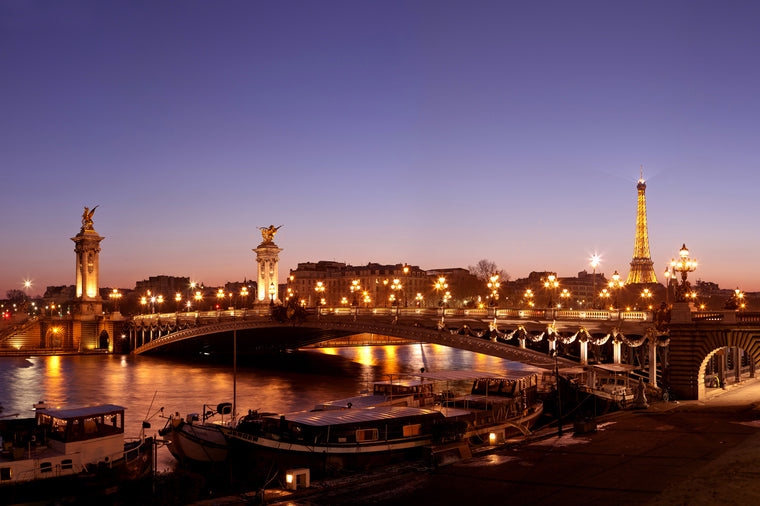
[0,403,152,501]
[159,402,233,464]
[225,370,543,480]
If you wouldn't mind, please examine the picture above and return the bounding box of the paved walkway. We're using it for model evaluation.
[198,380,760,505]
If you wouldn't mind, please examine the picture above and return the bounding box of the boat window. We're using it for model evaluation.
[61,459,73,470]
[0,467,11,481]
[403,424,421,437]
[40,462,53,474]
[355,428,379,442]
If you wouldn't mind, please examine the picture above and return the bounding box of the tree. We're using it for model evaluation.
[6,289,29,304]
[468,259,509,283]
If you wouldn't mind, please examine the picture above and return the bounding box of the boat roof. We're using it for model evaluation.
[593,364,638,373]
[267,406,442,427]
[317,395,391,409]
[36,404,126,419]
[371,378,433,387]
[410,369,538,382]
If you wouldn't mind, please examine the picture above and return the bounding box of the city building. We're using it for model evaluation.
[287,262,432,307]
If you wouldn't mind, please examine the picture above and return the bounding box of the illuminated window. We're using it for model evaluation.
[403,424,422,437]
[355,429,379,442]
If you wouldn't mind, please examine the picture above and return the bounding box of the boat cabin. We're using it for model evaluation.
[0,405,127,485]
[315,378,435,410]
[261,406,445,446]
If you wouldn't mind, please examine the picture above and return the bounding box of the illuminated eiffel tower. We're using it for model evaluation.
[626,168,658,284]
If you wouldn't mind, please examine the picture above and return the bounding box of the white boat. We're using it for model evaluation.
[0,404,152,493]
[159,402,233,464]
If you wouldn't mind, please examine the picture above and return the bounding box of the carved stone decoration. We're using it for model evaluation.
[81,205,99,232]
[257,225,282,244]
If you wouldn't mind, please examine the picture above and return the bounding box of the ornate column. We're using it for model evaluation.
[71,206,104,318]
[253,225,283,304]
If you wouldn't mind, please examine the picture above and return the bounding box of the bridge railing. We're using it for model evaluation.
[130,306,651,323]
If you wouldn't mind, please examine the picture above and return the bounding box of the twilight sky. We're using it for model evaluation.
[2,1,759,297]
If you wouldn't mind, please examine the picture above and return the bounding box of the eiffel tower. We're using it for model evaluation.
[626,168,658,284]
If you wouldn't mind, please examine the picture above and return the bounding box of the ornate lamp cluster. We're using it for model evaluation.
[668,243,698,302]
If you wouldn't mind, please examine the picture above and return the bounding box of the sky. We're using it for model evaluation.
[2,1,760,297]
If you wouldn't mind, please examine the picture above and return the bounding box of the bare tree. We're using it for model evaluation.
[468,259,509,282]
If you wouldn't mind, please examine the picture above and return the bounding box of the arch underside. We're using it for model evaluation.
[129,319,579,369]
[668,326,760,400]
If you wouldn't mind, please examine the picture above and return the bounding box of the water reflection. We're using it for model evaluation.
[1,344,538,470]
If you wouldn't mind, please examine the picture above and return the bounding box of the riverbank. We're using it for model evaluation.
[200,379,760,505]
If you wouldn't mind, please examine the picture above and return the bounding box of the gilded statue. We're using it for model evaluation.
[257,225,282,243]
[81,205,99,231]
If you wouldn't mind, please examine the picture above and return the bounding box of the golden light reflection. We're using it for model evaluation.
[354,346,375,367]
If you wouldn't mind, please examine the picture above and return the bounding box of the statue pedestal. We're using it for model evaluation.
[670,302,693,323]
[253,241,283,304]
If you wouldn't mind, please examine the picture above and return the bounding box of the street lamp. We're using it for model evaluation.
[544,274,559,308]
[362,291,371,307]
[434,277,448,307]
[175,293,182,312]
[194,290,203,310]
[268,283,276,304]
[443,291,452,306]
[391,279,402,307]
[640,288,653,310]
[599,288,611,309]
[350,280,361,306]
[608,271,624,308]
[216,289,224,310]
[415,292,424,307]
[550,348,563,437]
[314,281,325,308]
[524,289,534,307]
[559,288,571,308]
[156,295,164,313]
[240,286,249,308]
[109,289,122,313]
[487,275,500,306]
[140,296,147,314]
[671,244,698,302]
[590,254,601,308]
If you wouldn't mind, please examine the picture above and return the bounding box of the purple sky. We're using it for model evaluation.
[2,1,760,297]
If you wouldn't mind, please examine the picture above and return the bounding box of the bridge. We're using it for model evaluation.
[125,305,760,401]
[127,306,654,372]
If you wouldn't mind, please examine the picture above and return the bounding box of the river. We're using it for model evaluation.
[0,344,538,471]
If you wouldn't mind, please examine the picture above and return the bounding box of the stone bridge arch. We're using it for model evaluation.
[668,326,760,400]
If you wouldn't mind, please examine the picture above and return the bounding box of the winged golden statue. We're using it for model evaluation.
[257,225,282,243]
[81,205,99,231]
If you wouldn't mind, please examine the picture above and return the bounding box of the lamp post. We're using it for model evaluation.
[487,274,500,307]
[415,292,424,307]
[640,288,652,310]
[590,254,600,309]
[544,274,559,308]
[194,290,203,311]
[156,295,164,314]
[391,279,402,307]
[175,293,182,313]
[350,280,361,306]
[599,288,611,309]
[140,296,147,314]
[434,277,448,308]
[663,268,672,305]
[216,289,224,311]
[314,281,325,308]
[551,348,563,436]
[559,288,571,308]
[524,289,534,308]
[671,244,698,302]
[109,289,122,313]
[240,286,249,308]
[608,271,624,308]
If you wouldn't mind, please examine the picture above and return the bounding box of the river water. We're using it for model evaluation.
[0,344,537,471]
